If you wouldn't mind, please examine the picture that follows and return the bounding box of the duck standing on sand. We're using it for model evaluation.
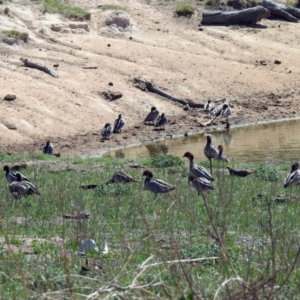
[43,140,54,155]
[113,114,126,133]
[102,123,112,140]
[284,163,300,188]
[3,165,28,184]
[183,152,214,181]
[204,100,215,118]
[144,107,160,125]
[188,174,214,196]
[142,170,175,198]
[9,173,40,199]
[216,145,229,163]
[154,113,168,130]
[204,135,218,174]
[213,99,232,128]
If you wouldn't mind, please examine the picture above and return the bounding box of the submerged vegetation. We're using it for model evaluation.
[0,153,299,298]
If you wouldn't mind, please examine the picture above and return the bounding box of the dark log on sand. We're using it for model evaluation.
[260,0,300,22]
[201,6,270,25]
[20,58,58,78]
[133,78,203,108]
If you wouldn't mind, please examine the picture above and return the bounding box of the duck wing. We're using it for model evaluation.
[284,170,300,188]
[112,171,137,183]
[191,177,214,194]
[144,110,159,122]
[191,165,214,181]
[146,179,175,194]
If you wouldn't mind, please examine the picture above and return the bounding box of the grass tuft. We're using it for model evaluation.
[99,4,126,10]
[175,3,195,17]
[43,0,91,20]
[1,29,28,42]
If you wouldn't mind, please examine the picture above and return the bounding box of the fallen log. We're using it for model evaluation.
[201,6,270,25]
[20,58,58,78]
[133,78,203,108]
[260,0,300,22]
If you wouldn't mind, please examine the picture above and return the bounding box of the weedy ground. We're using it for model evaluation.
[0,153,299,299]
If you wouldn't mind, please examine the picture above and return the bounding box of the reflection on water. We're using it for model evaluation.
[105,119,300,164]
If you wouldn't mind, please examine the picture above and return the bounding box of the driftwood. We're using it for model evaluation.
[133,78,203,108]
[260,0,300,22]
[201,6,270,25]
[20,58,58,78]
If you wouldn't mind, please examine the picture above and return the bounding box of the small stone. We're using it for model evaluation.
[107,44,111,47]
[184,133,188,137]
[53,64,59,67]
[274,60,281,65]
[4,94,16,101]
[108,82,113,86]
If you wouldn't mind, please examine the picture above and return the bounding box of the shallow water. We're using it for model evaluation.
[104,119,300,164]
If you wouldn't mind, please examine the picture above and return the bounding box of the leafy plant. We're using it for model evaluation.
[175,3,195,17]
[254,163,280,182]
[151,154,183,168]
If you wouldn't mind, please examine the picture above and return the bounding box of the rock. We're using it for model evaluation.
[183,104,190,111]
[100,91,123,101]
[274,60,281,64]
[105,10,131,30]
[4,94,16,101]
[108,82,113,86]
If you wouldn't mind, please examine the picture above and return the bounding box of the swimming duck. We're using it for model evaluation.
[183,152,214,181]
[216,145,230,163]
[203,100,215,118]
[284,163,300,188]
[188,175,214,196]
[113,114,126,133]
[102,123,112,140]
[42,140,54,155]
[154,113,168,130]
[3,165,28,184]
[144,107,160,125]
[9,173,40,199]
[142,170,175,198]
[204,135,218,174]
[107,171,138,184]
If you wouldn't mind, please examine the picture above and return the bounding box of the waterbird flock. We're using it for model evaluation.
[3,134,299,201]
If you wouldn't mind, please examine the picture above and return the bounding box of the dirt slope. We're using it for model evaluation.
[1,0,300,156]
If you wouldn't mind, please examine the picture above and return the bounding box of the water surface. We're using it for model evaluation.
[105,119,300,164]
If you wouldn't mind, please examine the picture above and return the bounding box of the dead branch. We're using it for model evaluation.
[20,58,58,78]
[133,77,203,108]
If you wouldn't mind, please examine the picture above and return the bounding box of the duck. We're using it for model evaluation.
[284,163,300,188]
[204,135,218,174]
[42,140,54,155]
[106,171,138,184]
[113,114,126,133]
[9,173,40,199]
[188,175,214,196]
[101,123,112,140]
[216,145,229,163]
[3,165,28,184]
[144,107,160,125]
[227,167,252,177]
[154,113,168,130]
[183,152,214,181]
[142,170,175,198]
[203,100,215,118]
[213,100,232,128]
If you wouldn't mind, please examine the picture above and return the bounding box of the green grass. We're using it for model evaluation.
[99,4,126,10]
[175,3,195,17]
[0,156,300,298]
[43,0,91,20]
[1,29,28,42]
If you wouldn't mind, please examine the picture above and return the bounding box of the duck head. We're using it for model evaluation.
[16,173,22,181]
[291,163,299,172]
[206,135,212,144]
[118,114,122,119]
[142,170,153,178]
[183,152,194,160]
[151,107,157,112]
[3,165,9,173]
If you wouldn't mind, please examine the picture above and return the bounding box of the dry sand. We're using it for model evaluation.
[1,0,300,157]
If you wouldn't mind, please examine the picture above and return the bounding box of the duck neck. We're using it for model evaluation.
[144,176,151,187]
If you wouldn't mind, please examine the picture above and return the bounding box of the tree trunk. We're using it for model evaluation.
[201,6,270,25]
[260,0,300,22]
